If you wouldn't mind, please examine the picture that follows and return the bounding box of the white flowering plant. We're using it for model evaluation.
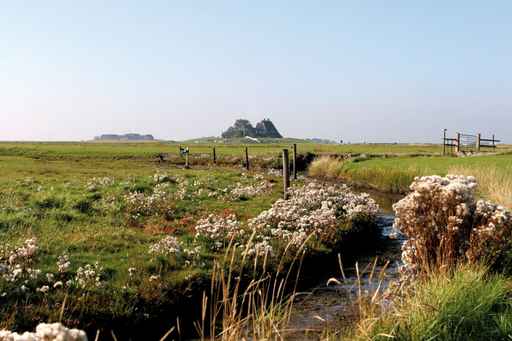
[123,184,175,223]
[229,181,274,201]
[0,322,87,341]
[393,175,512,277]
[247,181,379,256]
[86,177,115,192]
[194,213,243,251]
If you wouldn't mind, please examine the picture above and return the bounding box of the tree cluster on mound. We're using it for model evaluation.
[221,119,283,138]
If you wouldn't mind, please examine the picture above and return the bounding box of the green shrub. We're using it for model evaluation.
[33,196,65,210]
[73,198,95,214]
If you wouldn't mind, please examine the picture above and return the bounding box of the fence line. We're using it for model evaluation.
[443,130,500,155]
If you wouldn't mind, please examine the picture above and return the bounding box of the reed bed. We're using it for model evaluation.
[352,264,512,341]
[194,233,311,341]
[308,156,419,193]
[449,165,512,209]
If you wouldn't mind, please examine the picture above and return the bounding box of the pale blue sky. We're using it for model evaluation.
[1,1,511,142]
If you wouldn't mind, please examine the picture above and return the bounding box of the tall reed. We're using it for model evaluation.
[195,232,311,340]
[449,165,512,208]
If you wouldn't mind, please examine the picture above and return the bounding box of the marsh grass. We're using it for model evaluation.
[449,165,512,208]
[194,233,312,340]
[353,264,512,341]
[309,154,512,205]
[0,142,451,161]
[308,156,419,193]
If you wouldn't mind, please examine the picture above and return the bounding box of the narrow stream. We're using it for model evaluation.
[285,190,405,339]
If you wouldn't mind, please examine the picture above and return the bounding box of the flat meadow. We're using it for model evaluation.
[2,141,512,340]
[0,141,451,160]
[0,154,283,337]
[0,141,380,339]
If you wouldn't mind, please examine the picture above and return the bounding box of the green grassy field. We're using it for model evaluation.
[0,141,464,160]
[0,154,287,336]
[2,141,512,339]
[0,143,381,338]
[310,153,512,207]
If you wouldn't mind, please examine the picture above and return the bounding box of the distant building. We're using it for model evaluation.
[222,118,283,138]
[94,133,155,141]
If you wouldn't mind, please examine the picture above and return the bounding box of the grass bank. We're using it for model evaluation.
[346,174,512,340]
[354,265,512,341]
[309,154,512,207]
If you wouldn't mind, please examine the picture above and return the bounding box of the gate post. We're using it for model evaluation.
[456,133,461,153]
[443,129,447,155]
[292,143,297,180]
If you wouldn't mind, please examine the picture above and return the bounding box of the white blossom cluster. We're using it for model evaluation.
[145,182,378,269]
[74,262,103,289]
[468,200,512,263]
[174,178,199,200]
[57,254,71,273]
[173,177,222,200]
[123,186,173,220]
[1,239,100,297]
[393,175,512,276]
[152,172,175,184]
[7,238,37,265]
[194,214,243,250]
[147,181,378,258]
[0,238,39,284]
[230,181,274,200]
[148,236,204,267]
[86,177,114,191]
[182,245,202,266]
[246,181,379,254]
[148,236,181,256]
[0,323,87,341]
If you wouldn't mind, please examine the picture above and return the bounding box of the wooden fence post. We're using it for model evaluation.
[185,152,190,169]
[492,134,496,149]
[456,133,461,153]
[245,147,250,171]
[476,133,481,152]
[292,143,297,180]
[213,147,217,164]
[443,129,446,156]
[282,149,290,199]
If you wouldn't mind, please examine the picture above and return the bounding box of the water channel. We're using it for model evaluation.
[285,189,405,339]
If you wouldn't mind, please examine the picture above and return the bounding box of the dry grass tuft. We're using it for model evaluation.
[195,233,312,341]
[308,156,345,179]
[449,165,512,208]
